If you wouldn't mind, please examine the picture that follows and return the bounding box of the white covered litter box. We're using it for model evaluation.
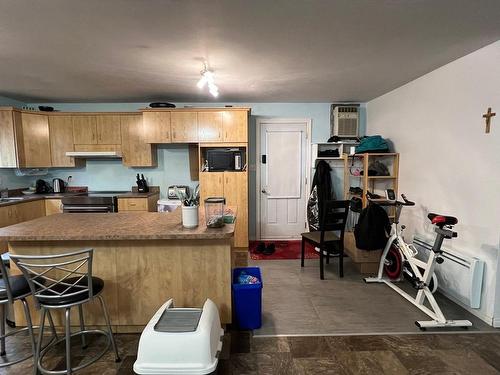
[134,299,224,375]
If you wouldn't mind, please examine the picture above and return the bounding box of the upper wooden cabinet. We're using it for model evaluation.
[48,115,77,167]
[171,112,198,143]
[0,109,18,167]
[96,115,121,144]
[223,111,248,142]
[143,112,171,143]
[73,115,121,145]
[198,112,223,142]
[17,113,52,167]
[72,116,97,144]
[120,115,157,167]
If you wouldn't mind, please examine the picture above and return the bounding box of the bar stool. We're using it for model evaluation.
[10,248,120,375]
[0,253,57,369]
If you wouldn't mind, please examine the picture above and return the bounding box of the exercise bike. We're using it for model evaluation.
[364,193,472,329]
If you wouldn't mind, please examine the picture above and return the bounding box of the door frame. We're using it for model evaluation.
[255,118,312,240]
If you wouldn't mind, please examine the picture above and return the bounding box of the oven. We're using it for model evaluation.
[62,192,124,213]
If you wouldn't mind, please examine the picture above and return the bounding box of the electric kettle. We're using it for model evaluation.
[52,178,65,193]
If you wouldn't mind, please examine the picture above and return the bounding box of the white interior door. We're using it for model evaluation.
[259,120,308,239]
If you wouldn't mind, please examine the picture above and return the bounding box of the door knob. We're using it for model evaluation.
[261,189,268,194]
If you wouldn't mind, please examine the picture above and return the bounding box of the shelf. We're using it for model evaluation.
[315,156,345,160]
[367,176,397,179]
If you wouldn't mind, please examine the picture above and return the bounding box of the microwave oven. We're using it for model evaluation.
[207,149,242,171]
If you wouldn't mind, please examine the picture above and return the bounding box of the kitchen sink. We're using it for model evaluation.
[0,197,25,203]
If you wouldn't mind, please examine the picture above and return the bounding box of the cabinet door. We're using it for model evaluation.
[171,112,198,143]
[72,116,97,144]
[17,113,52,167]
[198,112,223,142]
[96,115,121,144]
[45,199,63,215]
[224,172,248,247]
[143,112,171,143]
[120,115,157,167]
[223,111,247,142]
[49,116,76,167]
[199,172,224,204]
[0,110,18,167]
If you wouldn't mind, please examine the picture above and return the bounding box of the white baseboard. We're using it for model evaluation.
[493,318,500,328]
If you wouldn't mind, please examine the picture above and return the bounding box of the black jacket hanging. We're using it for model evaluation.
[307,160,333,231]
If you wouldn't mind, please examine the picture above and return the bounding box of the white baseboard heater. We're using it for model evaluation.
[413,235,484,309]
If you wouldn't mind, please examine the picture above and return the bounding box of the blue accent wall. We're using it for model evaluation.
[2,100,367,238]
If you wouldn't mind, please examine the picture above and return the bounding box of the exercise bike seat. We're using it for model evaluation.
[428,213,458,227]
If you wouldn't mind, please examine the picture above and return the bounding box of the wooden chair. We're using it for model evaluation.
[301,200,350,280]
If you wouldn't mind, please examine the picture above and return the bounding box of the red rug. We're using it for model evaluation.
[249,240,319,260]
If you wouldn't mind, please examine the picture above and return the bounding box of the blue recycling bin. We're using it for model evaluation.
[232,267,263,329]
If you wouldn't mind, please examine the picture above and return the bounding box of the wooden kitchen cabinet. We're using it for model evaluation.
[49,115,77,167]
[143,111,171,143]
[72,116,97,144]
[224,172,248,248]
[96,115,122,144]
[223,111,248,142]
[16,113,52,167]
[120,115,157,167]
[198,112,223,142]
[117,194,159,212]
[199,172,225,201]
[0,109,19,167]
[199,171,248,248]
[171,112,198,142]
[0,200,44,252]
[45,199,63,215]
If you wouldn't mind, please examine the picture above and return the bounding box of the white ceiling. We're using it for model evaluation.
[1,0,499,103]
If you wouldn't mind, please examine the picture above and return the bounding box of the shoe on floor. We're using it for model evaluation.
[263,243,275,255]
[256,242,266,253]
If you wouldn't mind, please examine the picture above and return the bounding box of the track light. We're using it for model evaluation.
[197,62,219,97]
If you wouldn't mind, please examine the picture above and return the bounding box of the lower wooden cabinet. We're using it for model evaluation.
[45,199,63,215]
[117,194,159,212]
[0,200,46,250]
[199,171,248,247]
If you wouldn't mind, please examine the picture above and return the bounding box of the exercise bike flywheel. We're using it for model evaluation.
[384,246,402,280]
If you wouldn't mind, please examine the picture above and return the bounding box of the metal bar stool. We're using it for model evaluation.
[0,253,57,369]
[10,248,120,375]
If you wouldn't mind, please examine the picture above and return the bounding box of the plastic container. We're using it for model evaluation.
[204,197,225,228]
[157,199,182,212]
[232,267,263,330]
[134,298,224,375]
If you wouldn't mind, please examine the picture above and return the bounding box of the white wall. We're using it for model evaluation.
[367,41,500,325]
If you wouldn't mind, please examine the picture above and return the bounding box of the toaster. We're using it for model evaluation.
[168,185,190,200]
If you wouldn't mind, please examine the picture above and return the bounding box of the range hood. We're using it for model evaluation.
[65,151,122,159]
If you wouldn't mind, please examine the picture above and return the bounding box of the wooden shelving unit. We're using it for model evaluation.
[344,152,400,210]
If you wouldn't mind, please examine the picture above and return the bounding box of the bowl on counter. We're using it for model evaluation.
[22,190,36,195]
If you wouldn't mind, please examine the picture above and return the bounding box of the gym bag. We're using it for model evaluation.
[354,203,391,250]
[355,135,389,154]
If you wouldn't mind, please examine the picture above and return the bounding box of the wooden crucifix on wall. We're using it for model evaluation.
[482,107,496,134]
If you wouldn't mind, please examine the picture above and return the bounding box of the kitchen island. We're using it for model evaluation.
[0,208,235,331]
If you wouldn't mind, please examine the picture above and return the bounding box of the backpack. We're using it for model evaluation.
[354,203,390,250]
[355,135,389,154]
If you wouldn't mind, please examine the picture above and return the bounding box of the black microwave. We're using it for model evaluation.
[207,149,242,171]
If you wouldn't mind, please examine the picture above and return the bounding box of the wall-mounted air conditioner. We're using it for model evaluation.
[331,105,359,138]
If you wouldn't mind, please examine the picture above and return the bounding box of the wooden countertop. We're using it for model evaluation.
[0,207,235,241]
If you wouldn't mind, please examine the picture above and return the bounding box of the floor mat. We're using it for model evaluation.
[249,240,319,260]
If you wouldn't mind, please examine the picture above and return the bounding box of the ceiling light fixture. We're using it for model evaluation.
[197,62,219,97]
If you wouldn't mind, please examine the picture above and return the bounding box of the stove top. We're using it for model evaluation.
[85,191,129,197]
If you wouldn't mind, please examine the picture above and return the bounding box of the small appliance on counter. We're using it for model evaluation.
[35,179,52,194]
[204,197,226,228]
[52,178,66,193]
[167,185,190,200]
[136,174,149,193]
